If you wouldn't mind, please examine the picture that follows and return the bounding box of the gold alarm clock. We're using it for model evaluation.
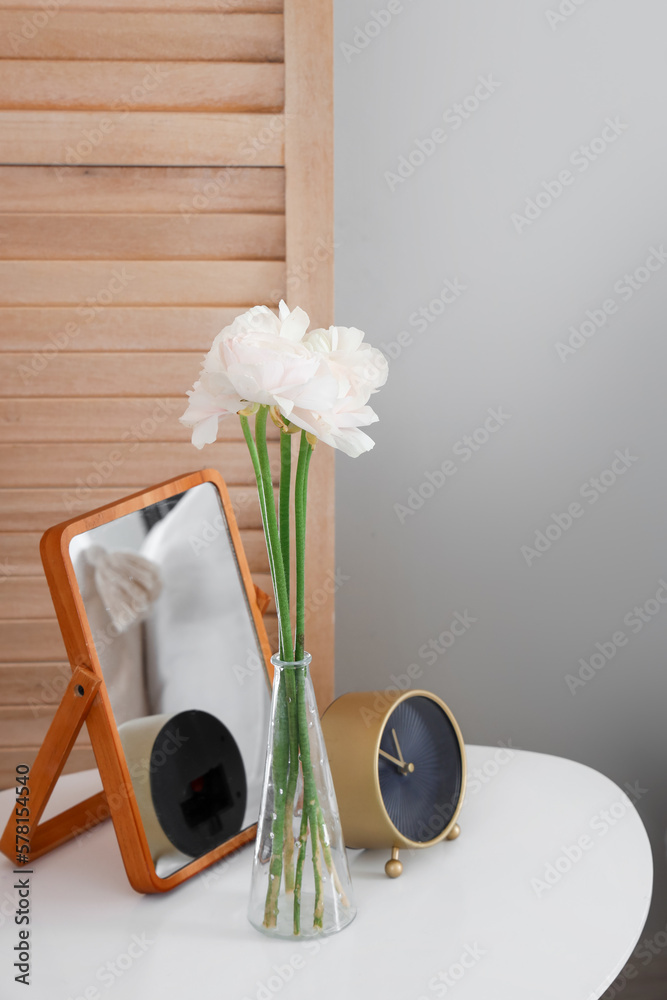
[321,689,466,877]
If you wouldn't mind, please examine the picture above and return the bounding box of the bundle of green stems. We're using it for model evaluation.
[240,404,347,933]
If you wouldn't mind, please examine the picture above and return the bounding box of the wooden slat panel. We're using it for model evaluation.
[241,528,269,572]
[0,62,284,112]
[0,399,282,442]
[0,662,71,705]
[0,399,220,442]
[0,613,278,664]
[0,568,274,698]
[0,112,285,166]
[0,576,52,617]
[0,619,66,661]
[0,166,285,214]
[0,561,271,618]
[0,0,282,9]
[0,746,96,789]
[0,352,202,397]
[0,532,41,574]
[0,523,267,573]
[234,493,268,531]
[0,13,284,61]
[0,306,277,351]
[0,0,311,773]
[0,706,90,746]
[0,492,122,532]
[252,572,273,611]
[0,440,279,487]
[0,486,269,531]
[264,611,278,651]
[0,525,268,574]
[0,260,286,305]
[0,213,286,260]
[284,0,334,707]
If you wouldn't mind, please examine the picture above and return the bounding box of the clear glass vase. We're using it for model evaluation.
[248,653,356,938]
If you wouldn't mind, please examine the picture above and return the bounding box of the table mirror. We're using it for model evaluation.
[0,469,272,893]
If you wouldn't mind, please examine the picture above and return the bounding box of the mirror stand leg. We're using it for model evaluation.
[0,665,101,864]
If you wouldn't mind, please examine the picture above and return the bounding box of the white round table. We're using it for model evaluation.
[0,746,652,1000]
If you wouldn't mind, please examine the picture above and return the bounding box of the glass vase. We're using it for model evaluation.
[248,653,356,938]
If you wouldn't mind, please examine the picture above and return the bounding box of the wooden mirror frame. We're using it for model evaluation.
[0,469,273,893]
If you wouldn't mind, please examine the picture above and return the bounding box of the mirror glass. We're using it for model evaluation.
[68,481,270,878]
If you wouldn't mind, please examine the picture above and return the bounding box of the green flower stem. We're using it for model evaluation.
[239,414,279,632]
[311,811,324,929]
[279,429,299,891]
[293,434,320,924]
[242,412,324,932]
[283,667,299,893]
[255,405,293,659]
[316,805,349,906]
[241,410,291,927]
[296,665,323,928]
[279,429,292,602]
[293,808,309,935]
[294,432,313,661]
[262,674,289,928]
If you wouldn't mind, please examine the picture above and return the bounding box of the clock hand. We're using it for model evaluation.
[381,739,415,776]
[392,728,406,766]
[378,748,404,768]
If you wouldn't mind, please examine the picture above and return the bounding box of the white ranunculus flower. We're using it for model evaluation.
[181,305,387,456]
[181,301,339,449]
[285,325,389,457]
[305,325,389,402]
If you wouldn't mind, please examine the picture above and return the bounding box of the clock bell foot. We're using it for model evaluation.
[385,847,403,878]
[446,823,461,841]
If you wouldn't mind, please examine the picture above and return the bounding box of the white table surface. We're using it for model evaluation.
[0,745,652,1000]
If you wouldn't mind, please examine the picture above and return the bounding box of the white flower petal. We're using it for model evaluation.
[333,326,365,353]
[334,405,379,428]
[305,328,332,354]
[272,394,296,417]
[191,413,221,449]
[330,427,376,457]
[280,305,311,343]
[289,370,340,412]
[283,407,319,437]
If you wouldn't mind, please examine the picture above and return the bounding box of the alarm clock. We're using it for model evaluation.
[119,709,247,864]
[321,689,465,877]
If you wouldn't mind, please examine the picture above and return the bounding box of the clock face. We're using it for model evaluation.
[377,695,463,844]
[151,710,247,857]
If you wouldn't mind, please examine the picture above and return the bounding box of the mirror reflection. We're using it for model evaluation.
[68,482,270,878]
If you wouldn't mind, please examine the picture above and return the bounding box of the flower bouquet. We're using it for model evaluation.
[181,301,387,937]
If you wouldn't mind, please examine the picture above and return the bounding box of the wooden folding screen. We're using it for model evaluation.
[0,0,334,787]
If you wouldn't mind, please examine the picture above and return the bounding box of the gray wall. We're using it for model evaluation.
[333,0,667,931]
